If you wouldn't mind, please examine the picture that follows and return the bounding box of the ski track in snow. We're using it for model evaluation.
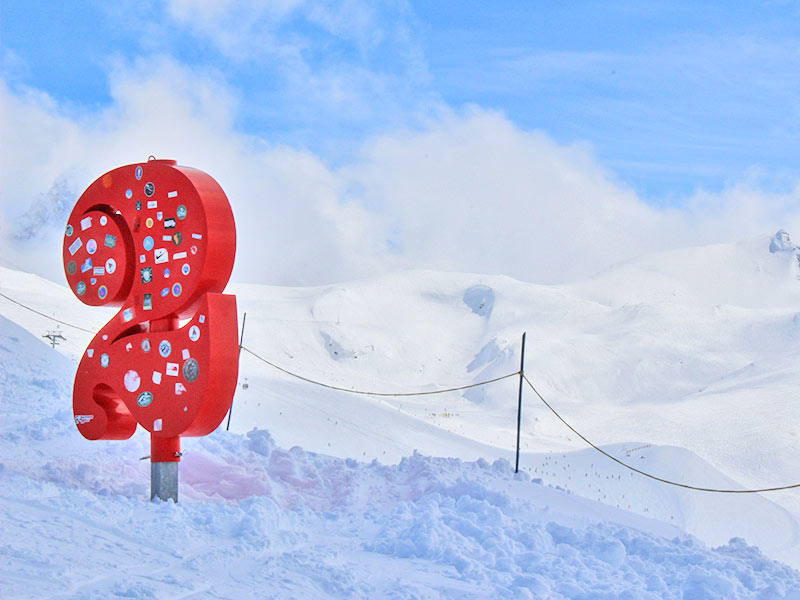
[2,232,800,598]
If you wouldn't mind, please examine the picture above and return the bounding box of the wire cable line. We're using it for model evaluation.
[241,345,519,397]
[522,374,800,494]
[0,292,96,333]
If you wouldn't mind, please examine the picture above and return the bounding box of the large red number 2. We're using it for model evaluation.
[63,159,239,464]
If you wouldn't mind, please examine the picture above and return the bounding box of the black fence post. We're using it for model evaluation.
[226,311,247,431]
[515,331,526,473]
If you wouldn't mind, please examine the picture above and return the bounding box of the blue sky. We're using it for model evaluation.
[4,0,798,199]
[1,1,799,285]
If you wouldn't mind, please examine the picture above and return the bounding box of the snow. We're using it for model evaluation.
[2,231,800,597]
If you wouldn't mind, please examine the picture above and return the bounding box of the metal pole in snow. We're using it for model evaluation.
[515,332,526,473]
[226,312,247,431]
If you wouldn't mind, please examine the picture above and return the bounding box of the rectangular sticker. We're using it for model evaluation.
[122,308,134,322]
[164,218,176,229]
[165,363,179,376]
[69,238,83,255]
[80,216,92,230]
[181,348,190,360]
[152,371,162,384]
[104,234,117,248]
[147,200,157,209]
[153,419,162,432]
[93,266,105,276]
[192,233,203,240]
[81,259,92,273]
[168,191,178,198]
[162,235,172,241]
[172,251,187,260]
[154,248,169,264]
[143,293,152,310]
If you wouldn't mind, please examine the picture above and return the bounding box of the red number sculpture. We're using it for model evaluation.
[63,159,238,466]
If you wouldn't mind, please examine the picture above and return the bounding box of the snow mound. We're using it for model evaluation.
[770,229,799,254]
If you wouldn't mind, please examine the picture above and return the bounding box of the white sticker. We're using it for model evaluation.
[80,217,93,230]
[158,340,171,357]
[101,334,108,340]
[93,266,105,276]
[154,248,169,264]
[199,315,206,324]
[147,200,157,209]
[192,233,203,240]
[99,215,108,226]
[188,325,200,342]
[181,263,190,276]
[100,353,110,368]
[181,348,190,360]
[124,370,141,392]
[173,251,187,260]
[166,363,179,376]
[75,415,94,425]
[105,258,116,274]
[123,308,134,322]
[86,349,94,358]
[86,239,97,254]
[157,211,163,221]
[140,254,146,263]
[68,238,83,255]
[168,191,178,198]
[125,342,132,351]
[162,235,172,242]
[175,382,187,395]
[153,419,162,432]
[152,371,162,384]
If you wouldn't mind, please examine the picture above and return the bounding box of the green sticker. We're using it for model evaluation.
[76,281,86,296]
[65,224,74,237]
[176,205,187,220]
[67,261,77,275]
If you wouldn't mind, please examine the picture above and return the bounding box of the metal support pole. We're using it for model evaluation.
[150,435,180,502]
[226,312,247,431]
[515,332,526,473]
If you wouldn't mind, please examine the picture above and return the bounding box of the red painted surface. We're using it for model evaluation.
[63,159,238,462]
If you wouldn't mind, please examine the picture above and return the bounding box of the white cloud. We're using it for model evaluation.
[1,59,799,288]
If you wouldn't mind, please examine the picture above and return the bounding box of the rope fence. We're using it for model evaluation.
[2,289,799,494]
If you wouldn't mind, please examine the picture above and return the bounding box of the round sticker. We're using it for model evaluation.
[105,257,116,274]
[100,353,110,368]
[125,189,133,199]
[163,268,170,278]
[98,285,108,300]
[172,283,182,297]
[143,236,154,251]
[67,261,77,275]
[99,215,108,226]
[142,339,151,352]
[158,339,171,358]
[190,245,198,255]
[124,370,141,392]
[181,263,190,276]
[135,166,143,180]
[176,205,187,220]
[76,281,86,296]
[183,358,199,383]
[144,182,155,197]
[188,325,200,342]
[86,239,97,254]
[161,287,169,297]
[137,391,153,408]
[65,224,74,237]
[145,218,154,229]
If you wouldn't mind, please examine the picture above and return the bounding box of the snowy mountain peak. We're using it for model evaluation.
[769,229,798,253]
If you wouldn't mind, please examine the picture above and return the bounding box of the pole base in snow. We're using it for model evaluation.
[151,462,178,502]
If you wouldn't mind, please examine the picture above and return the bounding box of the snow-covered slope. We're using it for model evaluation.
[2,315,800,598]
[1,230,800,596]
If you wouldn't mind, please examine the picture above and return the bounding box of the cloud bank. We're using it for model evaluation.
[1,57,799,287]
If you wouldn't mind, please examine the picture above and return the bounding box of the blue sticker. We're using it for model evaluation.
[172,283,182,297]
[126,189,133,199]
[143,236,154,251]
[81,258,92,273]
[135,166,143,180]
[161,287,169,297]
[163,268,170,278]
[104,234,117,248]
